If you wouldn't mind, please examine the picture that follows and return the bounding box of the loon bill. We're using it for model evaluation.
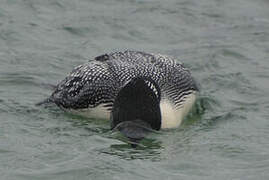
[47,50,198,141]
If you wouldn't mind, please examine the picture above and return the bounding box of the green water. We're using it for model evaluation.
[1,0,269,179]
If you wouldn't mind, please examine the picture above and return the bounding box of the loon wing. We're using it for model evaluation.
[50,60,117,109]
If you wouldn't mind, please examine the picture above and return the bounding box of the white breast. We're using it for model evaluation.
[67,104,110,120]
[160,92,196,129]
[65,92,196,127]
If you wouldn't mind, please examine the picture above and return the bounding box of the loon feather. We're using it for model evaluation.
[49,50,198,128]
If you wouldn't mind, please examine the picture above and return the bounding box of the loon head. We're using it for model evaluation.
[110,77,161,145]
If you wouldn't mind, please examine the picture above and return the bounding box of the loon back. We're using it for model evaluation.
[50,50,198,130]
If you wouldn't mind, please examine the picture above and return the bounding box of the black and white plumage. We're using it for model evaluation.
[49,50,198,133]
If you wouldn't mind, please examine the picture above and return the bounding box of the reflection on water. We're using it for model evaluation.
[100,138,163,161]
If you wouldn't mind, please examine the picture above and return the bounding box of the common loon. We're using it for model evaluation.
[47,50,198,141]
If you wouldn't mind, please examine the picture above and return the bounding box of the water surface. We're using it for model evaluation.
[1,0,269,179]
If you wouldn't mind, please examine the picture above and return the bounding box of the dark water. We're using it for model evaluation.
[1,0,269,179]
